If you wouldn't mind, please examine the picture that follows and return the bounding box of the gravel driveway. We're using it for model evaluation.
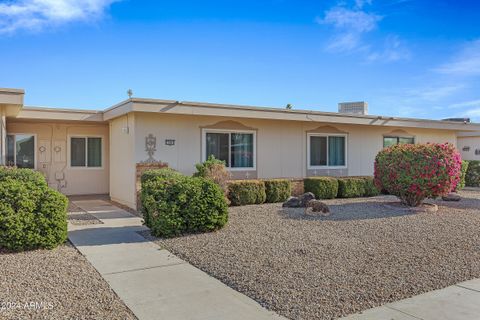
[148,190,480,320]
[0,243,136,320]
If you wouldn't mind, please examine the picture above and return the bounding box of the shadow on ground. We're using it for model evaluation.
[279,200,415,222]
[68,226,149,246]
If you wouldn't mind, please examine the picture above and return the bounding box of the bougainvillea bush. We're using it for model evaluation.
[374,143,462,207]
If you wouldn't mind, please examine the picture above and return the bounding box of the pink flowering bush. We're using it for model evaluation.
[374,143,462,207]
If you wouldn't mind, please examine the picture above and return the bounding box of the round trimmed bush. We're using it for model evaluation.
[304,177,338,199]
[227,180,266,206]
[465,160,480,187]
[0,168,68,251]
[374,143,462,206]
[264,179,292,203]
[141,173,228,237]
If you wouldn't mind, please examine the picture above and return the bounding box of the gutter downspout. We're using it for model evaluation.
[0,107,5,166]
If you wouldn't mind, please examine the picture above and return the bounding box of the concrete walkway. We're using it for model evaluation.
[341,278,480,320]
[68,199,285,320]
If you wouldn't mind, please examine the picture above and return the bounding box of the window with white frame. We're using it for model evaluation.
[70,137,102,168]
[308,134,347,168]
[203,130,255,169]
[383,136,415,148]
[6,134,35,169]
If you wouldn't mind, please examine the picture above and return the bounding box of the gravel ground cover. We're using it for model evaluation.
[146,190,480,320]
[0,243,136,320]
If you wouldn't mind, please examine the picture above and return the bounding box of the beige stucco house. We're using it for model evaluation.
[1,87,480,209]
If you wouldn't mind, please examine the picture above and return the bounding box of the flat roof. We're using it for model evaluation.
[102,97,480,131]
[4,89,480,131]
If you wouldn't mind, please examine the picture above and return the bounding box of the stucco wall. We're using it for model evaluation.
[6,121,109,195]
[132,112,458,179]
[457,136,480,161]
[109,114,137,208]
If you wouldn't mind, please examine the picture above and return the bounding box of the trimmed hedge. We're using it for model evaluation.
[337,178,366,198]
[264,179,291,203]
[227,180,266,206]
[362,176,381,197]
[304,177,338,199]
[141,171,228,237]
[141,168,182,184]
[465,160,480,187]
[456,160,470,191]
[0,167,68,251]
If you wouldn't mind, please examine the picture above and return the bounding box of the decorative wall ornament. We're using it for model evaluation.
[54,145,62,153]
[476,149,480,155]
[463,146,471,152]
[143,134,157,163]
[39,146,47,153]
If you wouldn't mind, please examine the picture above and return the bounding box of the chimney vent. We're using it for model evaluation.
[338,101,368,115]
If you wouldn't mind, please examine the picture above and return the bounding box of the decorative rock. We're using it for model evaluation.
[282,197,301,208]
[298,192,315,207]
[442,193,461,202]
[306,200,330,216]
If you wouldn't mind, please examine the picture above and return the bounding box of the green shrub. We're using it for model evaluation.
[337,178,366,198]
[465,160,480,187]
[304,177,338,199]
[0,168,67,251]
[264,179,291,203]
[227,180,266,206]
[362,176,381,197]
[141,168,182,184]
[141,173,228,237]
[194,155,231,191]
[456,161,470,191]
[374,143,462,206]
[0,167,47,187]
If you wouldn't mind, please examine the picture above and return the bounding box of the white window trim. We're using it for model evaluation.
[6,133,37,170]
[307,133,348,170]
[201,128,256,171]
[68,135,104,170]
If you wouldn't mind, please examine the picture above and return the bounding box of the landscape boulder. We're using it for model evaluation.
[283,192,316,208]
[282,196,301,208]
[307,200,330,215]
[299,192,315,207]
[442,193,461,202]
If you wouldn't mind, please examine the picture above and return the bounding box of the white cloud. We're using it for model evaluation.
[464,108,480,118]
[366,35,410,62]
[319,7,382,33]
[355,0,373,9]
[448,99,480,109]
[0,0,118,33]
[407,85,465,102]
[318,2,409,62]
[435,40,480,76]
[317,6,381,54]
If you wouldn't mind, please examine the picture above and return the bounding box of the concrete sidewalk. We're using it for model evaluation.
[341,278,480,320]
[68,199,285,320]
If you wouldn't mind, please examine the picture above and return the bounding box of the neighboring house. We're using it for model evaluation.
[1,87,480,209]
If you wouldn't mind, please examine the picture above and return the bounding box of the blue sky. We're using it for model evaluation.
[1,0,480,121]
